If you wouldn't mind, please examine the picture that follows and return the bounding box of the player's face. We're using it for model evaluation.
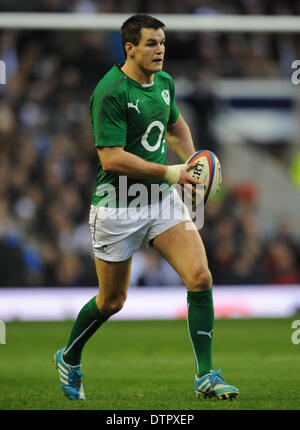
[131,27,165,75]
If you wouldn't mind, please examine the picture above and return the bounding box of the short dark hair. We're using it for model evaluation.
[121,14,165,58]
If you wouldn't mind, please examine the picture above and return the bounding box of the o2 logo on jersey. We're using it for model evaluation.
[141,120,165,152]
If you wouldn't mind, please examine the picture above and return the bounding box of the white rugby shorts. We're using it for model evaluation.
[88,188,192,262]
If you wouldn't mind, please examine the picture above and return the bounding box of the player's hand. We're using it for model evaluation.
[164,161,200,185]
[181,160,206,208]
[180,182,205,209]
[164,162,205,208]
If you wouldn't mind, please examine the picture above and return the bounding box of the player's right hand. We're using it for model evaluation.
[164,161,200,185]
[164,162,206,209]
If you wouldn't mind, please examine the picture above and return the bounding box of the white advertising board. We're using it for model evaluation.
[0,286,299,321]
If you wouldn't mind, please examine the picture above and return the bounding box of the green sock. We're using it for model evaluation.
[187,289,214,378]
[63,296,109,366]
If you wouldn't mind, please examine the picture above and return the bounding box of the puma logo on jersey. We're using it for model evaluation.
[196,329,213,338]
[161,90,170,106]
[128,99,140,114]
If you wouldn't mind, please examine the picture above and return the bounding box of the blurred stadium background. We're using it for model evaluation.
[0,0,300,322]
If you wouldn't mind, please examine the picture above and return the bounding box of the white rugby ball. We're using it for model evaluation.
[186,150,222,204]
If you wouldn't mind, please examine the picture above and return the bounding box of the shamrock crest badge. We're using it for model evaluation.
[161,89,170,106]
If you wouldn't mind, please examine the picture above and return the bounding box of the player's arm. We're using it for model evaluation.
[98,146,167,179]
[166,114,196,163]
[165,114,205,200]
[97,147,199,186]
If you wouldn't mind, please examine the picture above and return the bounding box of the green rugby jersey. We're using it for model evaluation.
[89,64,180,207]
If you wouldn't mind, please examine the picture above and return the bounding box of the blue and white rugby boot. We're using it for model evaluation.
[195,368,239,400]
[53,347,85,400]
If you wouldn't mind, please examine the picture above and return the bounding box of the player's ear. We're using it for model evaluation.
[124,42,135,58]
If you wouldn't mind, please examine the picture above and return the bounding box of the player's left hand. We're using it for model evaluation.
[180,160,206,208]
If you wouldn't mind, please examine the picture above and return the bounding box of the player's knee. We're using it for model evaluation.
[100,295,126,316]
[187,267,212,291]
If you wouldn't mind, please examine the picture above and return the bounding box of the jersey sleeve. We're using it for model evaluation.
[168,77,180,125]
[90,90,127,147]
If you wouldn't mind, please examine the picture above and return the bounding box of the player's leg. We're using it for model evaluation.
[94,256,132,315]
[152,221,239,399]
[54,256,131,400]
[152,221,214,377]
[63,256,132,366]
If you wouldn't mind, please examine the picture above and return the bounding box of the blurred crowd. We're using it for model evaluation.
[0,0,300,287]
[2,0,300,15]
[2,0,300,79]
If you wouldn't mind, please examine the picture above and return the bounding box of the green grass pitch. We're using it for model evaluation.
[0,318,299,410]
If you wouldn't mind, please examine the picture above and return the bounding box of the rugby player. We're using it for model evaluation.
[54,14,239,401]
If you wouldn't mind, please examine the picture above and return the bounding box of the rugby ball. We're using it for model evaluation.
[186,150,222,204]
